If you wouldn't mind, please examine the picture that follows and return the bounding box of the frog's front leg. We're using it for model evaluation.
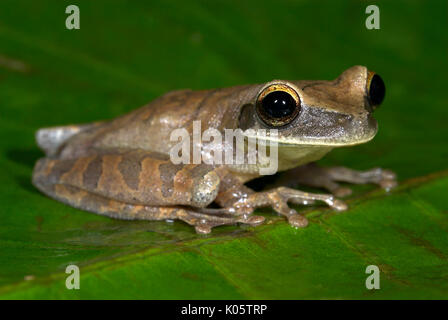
[213,171,346,228]
[277,163,397,197]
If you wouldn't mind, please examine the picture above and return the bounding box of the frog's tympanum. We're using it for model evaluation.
[32,66,396,234]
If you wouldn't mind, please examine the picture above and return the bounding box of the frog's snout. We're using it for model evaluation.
[348,112,378,144]
[366,113,378,137]
[367,113,378,129]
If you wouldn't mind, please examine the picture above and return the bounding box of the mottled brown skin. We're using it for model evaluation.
[32,66,397,234]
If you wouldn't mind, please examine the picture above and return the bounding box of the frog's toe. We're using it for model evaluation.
[332,186,352,198]
[288,214,308,228]
[325,198,348,211]
[379,178,398,191]
[195,224,212,234]
[242,215,266,226]
[381,169,397,181]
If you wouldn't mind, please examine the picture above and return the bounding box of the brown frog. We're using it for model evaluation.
[32,65,397,234]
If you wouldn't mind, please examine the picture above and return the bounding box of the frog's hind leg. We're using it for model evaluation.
[33,179,262,234]
[32,153,264,234]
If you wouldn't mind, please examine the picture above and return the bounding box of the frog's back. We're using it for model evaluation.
[39,85,257,159]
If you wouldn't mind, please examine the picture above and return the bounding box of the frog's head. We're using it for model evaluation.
[240,65,385,147]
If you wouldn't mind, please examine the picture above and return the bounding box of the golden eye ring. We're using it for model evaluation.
[255,84,301,127]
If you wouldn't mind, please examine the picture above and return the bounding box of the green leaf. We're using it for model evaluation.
[0,0,446,299]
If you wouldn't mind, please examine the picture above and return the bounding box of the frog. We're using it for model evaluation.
[32,65,397,234]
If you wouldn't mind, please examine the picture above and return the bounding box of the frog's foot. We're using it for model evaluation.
[179,209,265,234]
[325,166,397,194]
[231,186,346,228]
[279,163,397,197]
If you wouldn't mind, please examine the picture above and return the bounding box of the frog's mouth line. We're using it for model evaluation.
[244,132,377,147]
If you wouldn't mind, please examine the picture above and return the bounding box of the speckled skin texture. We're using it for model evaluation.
[32,66,397,234]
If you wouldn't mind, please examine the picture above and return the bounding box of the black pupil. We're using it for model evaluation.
[369,74,385,106]
[261,91,296,118]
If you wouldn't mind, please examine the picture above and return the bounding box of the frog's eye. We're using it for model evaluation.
[366,72,385,107]
[256,84,301,127]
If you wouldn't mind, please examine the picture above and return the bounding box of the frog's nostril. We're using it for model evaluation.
[367,114,378,131]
